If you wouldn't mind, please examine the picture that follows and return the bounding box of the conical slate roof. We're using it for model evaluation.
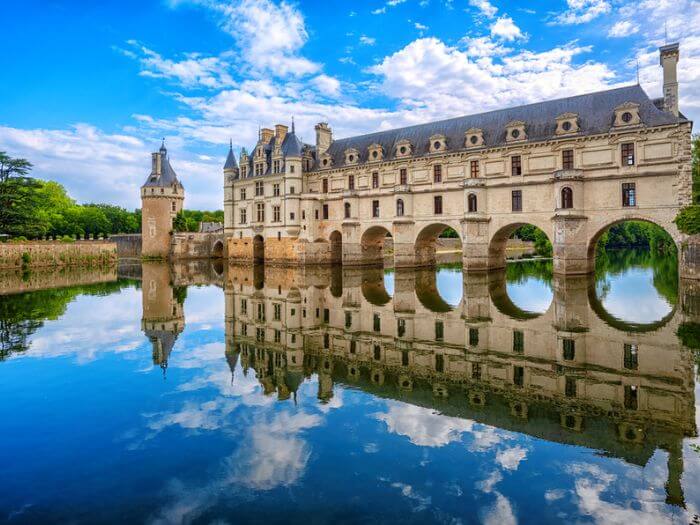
[142,143,182,188]
[224,139,238,170]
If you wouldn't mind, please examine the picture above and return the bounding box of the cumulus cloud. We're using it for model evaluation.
[360,35,377,46]
[468,0,498,18]
[552,0,611,25]
[490,16,525,41]
[375,402,473,447]
[608,20,638,38]
[311,74,342,97]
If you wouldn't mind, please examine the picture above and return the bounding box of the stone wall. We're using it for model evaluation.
[0,241,117,270]
[171,232,225,259]
[0,265,117,295]
[111,234,142,258]
[680,235,700,280]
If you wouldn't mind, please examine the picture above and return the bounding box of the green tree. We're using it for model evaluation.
[0,177,50,237]
[0,151,33,183]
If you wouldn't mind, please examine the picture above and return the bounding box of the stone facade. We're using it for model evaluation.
[223,44,692,274]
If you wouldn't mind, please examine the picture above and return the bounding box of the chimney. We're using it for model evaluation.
[659,43,680,117]
[151,152,162,176]
[260,128,274,144]
[315,122,332,156]
[275,124,289,144]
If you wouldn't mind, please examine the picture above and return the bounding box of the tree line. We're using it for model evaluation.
[0,152,223,240]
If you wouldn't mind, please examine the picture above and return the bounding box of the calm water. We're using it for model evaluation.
[1,251,699,524]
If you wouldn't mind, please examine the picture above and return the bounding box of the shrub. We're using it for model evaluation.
[674,205,700,235]
[59,235,75,243]
[21,252,31,266]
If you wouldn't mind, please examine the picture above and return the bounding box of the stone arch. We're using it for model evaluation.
[360,268,392,305]
[330,230,342,265]
[212,240,224,258]
[253,234,265,263]
[360,225,393,266]
[414,222,463,267]
[585,215,679,273]
[488,221,552,270]
[414,268,462,312]
[488,270,552,320]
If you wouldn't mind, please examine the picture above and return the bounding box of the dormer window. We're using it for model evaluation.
[368,143,383,162]
[613,102,641,127]
[506,121,526,143]
[320,153,333,169]
[429,134,447,153]
[395,139,412,158]
[344,148,359,165]
[555,113,579,135]
[465,128,484,148]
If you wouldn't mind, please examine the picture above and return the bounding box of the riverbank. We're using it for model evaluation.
[0,241,117,270]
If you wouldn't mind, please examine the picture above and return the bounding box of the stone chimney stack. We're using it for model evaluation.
[260,128,274,144]
[275,124,289,144]
[315,122,332,156]
[660,42,680,117]
[151,152,162,176]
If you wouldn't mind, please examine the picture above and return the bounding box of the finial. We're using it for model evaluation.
[292,116,295,134]
[229,138,233,150]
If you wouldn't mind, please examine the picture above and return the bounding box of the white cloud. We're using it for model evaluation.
[375,402,473,447]
[490,16,525,41]
[495,446,528,471]
[371,7,386,14]
[607,20,638,38]
[360,35,377,45]
[414,22,429,31]
[468,0,498,18]
[311,74,341,97]
[482,493,518,525]
[553,0,611,25]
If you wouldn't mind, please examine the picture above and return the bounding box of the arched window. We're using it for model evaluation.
[344,202,351,219]
[468,193,477,213]
[561,187,573,209]
[396,198,404,217]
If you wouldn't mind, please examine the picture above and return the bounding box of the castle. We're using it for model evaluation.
[142,43,692,274]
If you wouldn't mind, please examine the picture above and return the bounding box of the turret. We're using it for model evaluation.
[660,42,680,117]
[224,139,239,181]
[140,141,185,258]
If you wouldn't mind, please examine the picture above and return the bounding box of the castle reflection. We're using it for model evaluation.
[138,262,698,507]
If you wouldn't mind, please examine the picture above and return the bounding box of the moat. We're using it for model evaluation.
[1,252,700,524]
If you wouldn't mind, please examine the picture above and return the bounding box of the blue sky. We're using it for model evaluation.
[1,0,698,209]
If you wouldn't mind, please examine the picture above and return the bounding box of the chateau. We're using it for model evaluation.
[142,43,692,274]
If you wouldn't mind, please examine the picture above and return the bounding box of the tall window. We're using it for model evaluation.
[396,199,404,217]
[513,366,524,387]
[562,149,574,170]
[435,353,444,372]
[345,311,352,329]
[344,202,351,219]
[624,343,638,370]
[273,160,280,174]
[272,205,281,222]
[468,193,477,212]
[290,186,295,194]
[561,187,573,209]
[621,142,635,165]
[240,188,247,200]
[434,195,443,215]
[469,328,479,347]
[513,330,524,353]
[241,166,247,178]
[373,313,381,332]
[512,190,522,212]
[322,204,329,220]
[239,208,247,224]
[397,318,406,337]
[290,164,295,173]
[399,168,407,185]
[273,183,280,196]
[435,320,444,341]
[472,362,481,380]
[348,174,355,190]
[256,202,265,222]
[470,160,479,178]
[255,181,264,196]
[565,377,576,398]
[372,172,379,189]
[624,385,638,410]
[511,155,522,176]
[622,183,636,207]
[563,338,575,360]
[433,164,442,183]
[372,200,380,218]
[322,178,328,193]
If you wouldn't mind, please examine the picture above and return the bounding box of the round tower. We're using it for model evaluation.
[140,141,185,258]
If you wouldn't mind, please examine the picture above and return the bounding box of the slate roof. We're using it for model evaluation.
[224,140,238,170]
[242,130,311,177]
[317,84,683,169]
[142,144,182,188]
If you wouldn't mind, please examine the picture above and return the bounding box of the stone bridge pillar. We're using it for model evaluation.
[393,220,417,268]
[461,216,490,272]
[552,274,589,332]
[341,220,363,266]
[393,268,416,314]
[461,272,491,321]
[552,214,589,275]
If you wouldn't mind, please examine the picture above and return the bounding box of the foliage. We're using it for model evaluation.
[596,220,676,254]
[692,134,700,204]
[174,209,225,232]
[511,225,552,257]
[505,259,553,284]
[677,322,700,350]
[0,177,51,238]
[674,205,700,235]
[439,227,459,238]
[0,151,33,183]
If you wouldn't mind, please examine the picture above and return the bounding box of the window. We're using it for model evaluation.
[435,320,444,341]
[255,164,263,176]
[374,345,381,361]
[273,303,282,321]
[563,338,575,360]
[562,149,574,170]
[290,186,295,194]
[397,318,406,337]
[257,303,265,321]
[472,363,481,380]
[372,200,380,218]
[434,195,443,215]
[171,201,176,212]
[433,164,442,183]
[256,327,265,342]
[322,178,328,193]
[324,333,330,349]
[255,181,264,196]
[256,202,265,222]
[513,366,524,387]
[273,183,280,196]
[470,160,479,178]
[399,168,407,185]
[240,299,247,314]
[402,350,409,366]
[624,385,638,410]
[273,160,280,174]
[373,313,381,332]
[344,202,351,218]
[396,199,404,217]
[513,330,524,353]
[322,204,329,220]
[561,187,573,209]
[240,188,247,200]
[324,308,330,323]
[239,208,247,224]
[345,311,352,329]
[241,166,247,178]
[372,172,379,189]
[469,328,479,347]
[468,193,477,213]
[622,183,636,207]
[624,343,638,370]
[350,340,356,354]
[290,212,295,220]
[621,142,635,165]
[435,354,444,373]
[290,164,295,173]
[315,209,319,220]
[273,205,281,222]
[512,190,522,212]
[565,377,576,398]
[274,330,281,343]
[348,174,355,190]
[511,155,522,176]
